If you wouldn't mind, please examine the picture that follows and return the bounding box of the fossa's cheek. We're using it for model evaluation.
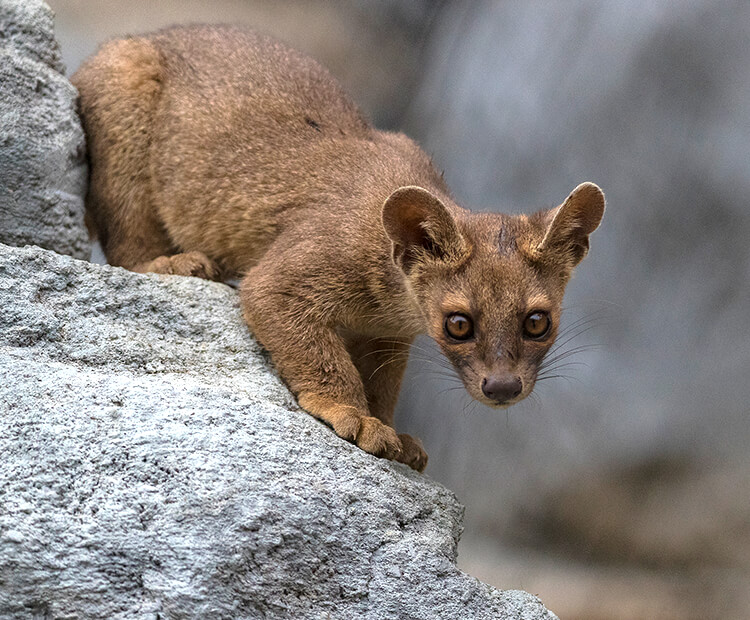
[440,345,475,374]
[436,343,493,402]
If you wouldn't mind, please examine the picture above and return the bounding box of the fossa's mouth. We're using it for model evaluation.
[471,390,530,409]
[481,392,528,409]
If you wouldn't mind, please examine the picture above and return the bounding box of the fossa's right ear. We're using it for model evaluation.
[382,186,467,273]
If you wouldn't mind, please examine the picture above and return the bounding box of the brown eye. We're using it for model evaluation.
[523,311,551,340]
[444,313,474,341]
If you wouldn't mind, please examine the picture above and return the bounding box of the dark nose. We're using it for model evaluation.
[481,375,522,403]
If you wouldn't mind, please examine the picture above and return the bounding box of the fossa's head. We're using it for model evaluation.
[382,183,605,407]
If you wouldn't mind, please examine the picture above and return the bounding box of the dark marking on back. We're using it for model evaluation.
[305,117,322,132]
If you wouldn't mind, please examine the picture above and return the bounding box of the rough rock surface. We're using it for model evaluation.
[0,0,89,259]
[0,244,556,619]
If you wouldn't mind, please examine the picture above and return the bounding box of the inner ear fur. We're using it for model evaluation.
[381,186,467,272]
[538,182,606,266]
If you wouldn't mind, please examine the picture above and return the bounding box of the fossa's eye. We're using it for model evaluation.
[523,311,551,340]
[444,313,474,341]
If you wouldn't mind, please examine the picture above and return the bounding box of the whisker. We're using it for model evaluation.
[367,356,407,380]
[408,355,456,371]
[546,324,600,358]
[436,385,467,398]
[460,395,473,417]
[538,360,591,375]
[527,391,542,409]
[540,344,601,370]
[536,373,583,386]
[529,302,610,391]
[555,312,604,338]
[542,341,602,362]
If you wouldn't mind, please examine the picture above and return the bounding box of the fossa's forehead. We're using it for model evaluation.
[446,252,553,314]
[441,211,560,312]
[460,211,546,261]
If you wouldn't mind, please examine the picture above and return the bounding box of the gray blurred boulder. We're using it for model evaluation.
[0,244,556,620]
[0,0,89,259]
[396,1,750,617]
[399,0,750,527]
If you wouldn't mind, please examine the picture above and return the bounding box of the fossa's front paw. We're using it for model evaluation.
[298,397,362,442]
[355,416,402,460]
[296,394,403,463]
[396,433,428,472]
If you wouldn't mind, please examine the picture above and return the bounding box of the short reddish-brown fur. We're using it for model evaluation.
[73,25,605,471]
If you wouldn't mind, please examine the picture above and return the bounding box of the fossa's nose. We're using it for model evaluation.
[481,375,522,404]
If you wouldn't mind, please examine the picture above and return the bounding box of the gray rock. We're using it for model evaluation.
[0,244,556,620]
[0,0,89,259]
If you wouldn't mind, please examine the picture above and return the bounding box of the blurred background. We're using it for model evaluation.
[48,1,750,618]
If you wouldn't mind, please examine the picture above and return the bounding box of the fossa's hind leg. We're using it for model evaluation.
[73,38,221,281]
[137,252,222,280]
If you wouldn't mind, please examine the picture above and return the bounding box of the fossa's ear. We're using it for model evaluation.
[537,182,605,266]
[382,186,467,273]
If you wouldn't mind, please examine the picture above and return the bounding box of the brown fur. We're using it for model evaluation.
[72,25,605,472]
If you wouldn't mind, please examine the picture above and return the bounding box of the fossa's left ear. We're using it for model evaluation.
[538,182,605,266]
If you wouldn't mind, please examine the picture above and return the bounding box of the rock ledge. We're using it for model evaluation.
[0,244,556,619]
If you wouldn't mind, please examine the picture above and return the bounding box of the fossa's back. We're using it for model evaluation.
[74,25,445,276]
